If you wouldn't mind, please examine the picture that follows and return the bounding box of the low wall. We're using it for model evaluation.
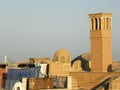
[70,72,120,89]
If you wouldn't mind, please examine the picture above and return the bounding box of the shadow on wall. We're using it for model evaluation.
[107,64,113,72]
[2,73,6,89]
[92,78,110,90]
[71,55,91,72]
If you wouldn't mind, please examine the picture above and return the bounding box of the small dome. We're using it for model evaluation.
[53,48,71,63]
[54,49,71,56]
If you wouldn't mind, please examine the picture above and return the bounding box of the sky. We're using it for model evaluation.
[0,0,120,63]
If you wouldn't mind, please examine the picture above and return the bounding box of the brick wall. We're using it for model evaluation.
[28,78,53,89]
[49,62,70,77]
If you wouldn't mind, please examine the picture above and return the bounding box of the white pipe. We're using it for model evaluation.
[4,56,7,64]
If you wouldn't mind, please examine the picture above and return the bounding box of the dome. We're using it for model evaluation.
[54,49,71,56]
[53,48,71,63]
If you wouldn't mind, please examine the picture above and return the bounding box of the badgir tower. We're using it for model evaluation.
[89,13,112,72]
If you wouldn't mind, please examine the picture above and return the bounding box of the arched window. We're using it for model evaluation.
[95,18,98,30]
[72,61,81,70]
[106,18,109,29]
[99,18,101,30]
[67,56,70,63]
[61,56,65,63]
[109,18,111,29]
[17,87,20,90]
[104,18,106,29]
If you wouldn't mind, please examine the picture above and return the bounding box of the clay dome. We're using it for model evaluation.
[53,49,71,63]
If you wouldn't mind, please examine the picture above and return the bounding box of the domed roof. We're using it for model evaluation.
[53,48,71,63]
[54,48,71,57]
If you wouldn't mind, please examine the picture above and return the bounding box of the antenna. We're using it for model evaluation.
[4,56,7,64]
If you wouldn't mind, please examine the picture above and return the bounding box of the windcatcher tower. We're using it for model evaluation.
[89,13,112,72]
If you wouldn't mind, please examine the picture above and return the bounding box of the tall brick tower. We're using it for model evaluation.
[89,13,112,72]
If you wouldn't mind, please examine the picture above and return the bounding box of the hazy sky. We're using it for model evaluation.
[0,0,120,62]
